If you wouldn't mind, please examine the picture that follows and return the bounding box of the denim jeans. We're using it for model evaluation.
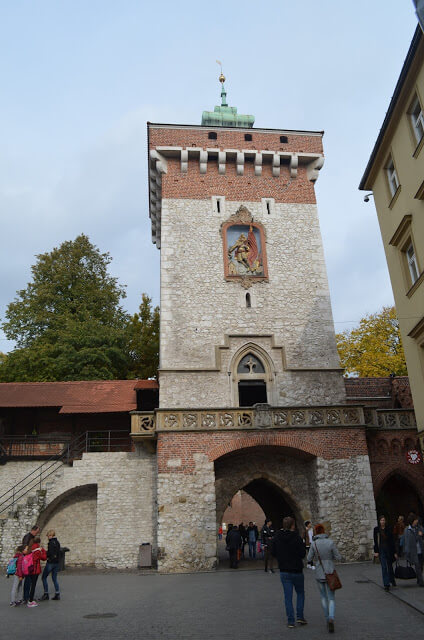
[23,575,31,601]
[42,563,60,594]
[248,541,256,558]
[317,580,335,621]
[379,549,395,587]
[279,571,305,625]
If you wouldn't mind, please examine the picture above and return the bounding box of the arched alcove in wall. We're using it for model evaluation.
[38,484,98,565]
[376,473,424,524]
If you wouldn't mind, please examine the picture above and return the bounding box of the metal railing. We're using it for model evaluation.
[0,430,131,515]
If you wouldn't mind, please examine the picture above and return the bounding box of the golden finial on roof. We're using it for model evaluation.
[216,59,225,84]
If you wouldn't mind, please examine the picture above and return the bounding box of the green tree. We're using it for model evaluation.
[126,294,160,379]
[336,306,408,377]
[0,234,131,381]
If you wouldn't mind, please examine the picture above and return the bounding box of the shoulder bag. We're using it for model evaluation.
[314,541,342,591]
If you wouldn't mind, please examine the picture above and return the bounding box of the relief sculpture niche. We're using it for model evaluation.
[222,206,268,285]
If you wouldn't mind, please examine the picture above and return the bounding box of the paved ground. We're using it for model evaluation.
[1,562,424,640]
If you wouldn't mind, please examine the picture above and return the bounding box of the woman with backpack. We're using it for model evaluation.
[27,536,47,608]
[9,544,25,606]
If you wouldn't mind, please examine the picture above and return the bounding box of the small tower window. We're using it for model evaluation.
[216,198,221,213]
[266,201,271,214]
[208,132,217,140]
[244,133,252,141]
[246,292,251,308]
[280,135,288,143]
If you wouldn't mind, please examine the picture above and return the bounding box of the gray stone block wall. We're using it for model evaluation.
[0,446,157,569]
[316,455,376,560]
[159,198,345,409]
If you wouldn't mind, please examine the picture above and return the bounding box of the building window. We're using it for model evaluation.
[261,197,274,216]
[212,195,225,214]
[409,95,424,144]
[280,135,288,143]
[386,156,399,198]
[245,292,251,308]
[208,132,217,140]
[406,242,419,284]
[244,133,252,141]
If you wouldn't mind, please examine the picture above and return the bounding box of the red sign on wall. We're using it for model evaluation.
[406,450,422,464]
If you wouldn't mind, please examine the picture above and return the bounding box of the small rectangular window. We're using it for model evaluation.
[409,95,424,143]
[280,135,288,143]
[244,133,252,141]
[386,157,399,197]
[208,132,217,140]
[406,242,419,284]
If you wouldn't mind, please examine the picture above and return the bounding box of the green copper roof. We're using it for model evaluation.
[201,74,255,128]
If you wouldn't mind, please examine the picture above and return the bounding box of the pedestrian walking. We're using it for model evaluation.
[27,536,47,607]
[261,518,275,573]
[218,526,223,540]
[393,515,406,558]
[226,524,242,569]
[373,515,397,591]
[247,521,258,559]
[404,513,424,587]
[239,523,247,558]
[9,544,25,606]
[40,529,61,600]
[272,516,307,629]
[304,521,315,570]
[307,523,342,633]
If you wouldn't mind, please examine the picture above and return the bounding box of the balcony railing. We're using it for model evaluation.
[130,404,369,438]
[364,408,417,429]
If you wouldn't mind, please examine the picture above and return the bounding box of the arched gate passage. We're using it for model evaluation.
[215,445,316,532]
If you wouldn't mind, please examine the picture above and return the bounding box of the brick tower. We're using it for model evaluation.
[146,76,376,572]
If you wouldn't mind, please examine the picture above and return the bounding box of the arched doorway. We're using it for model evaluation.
[376,473,424,525]
[215,445,315,566]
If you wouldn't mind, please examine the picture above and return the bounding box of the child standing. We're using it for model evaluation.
[9,544,25,606]
[27,536,47,608]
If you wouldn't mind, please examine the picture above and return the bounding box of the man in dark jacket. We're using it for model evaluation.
[272,516,307,628]
[226,525,242,569]
[373,515,397,590]
[261,518,275,573]
[22,525,40,548]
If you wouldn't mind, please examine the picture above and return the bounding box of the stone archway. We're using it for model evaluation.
[38,484,98,566]
[215,445,316,532]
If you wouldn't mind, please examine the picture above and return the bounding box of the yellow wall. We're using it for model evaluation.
[367,37,424,440]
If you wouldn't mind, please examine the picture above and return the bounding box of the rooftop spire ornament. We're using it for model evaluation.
[201,62,254,128]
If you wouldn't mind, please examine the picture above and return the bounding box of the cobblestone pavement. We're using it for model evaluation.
[1,563,423,640]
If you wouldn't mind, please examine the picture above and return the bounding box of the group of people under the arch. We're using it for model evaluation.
[225,511,424,633]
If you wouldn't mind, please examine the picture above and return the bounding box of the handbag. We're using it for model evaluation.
[314,542,342,591]
[394,561,416,580]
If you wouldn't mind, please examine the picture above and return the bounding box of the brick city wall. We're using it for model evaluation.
[156,428,369,473]
[222,490,265,527]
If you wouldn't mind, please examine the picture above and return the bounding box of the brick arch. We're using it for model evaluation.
[373,466,424,504]
[208,433,320,463]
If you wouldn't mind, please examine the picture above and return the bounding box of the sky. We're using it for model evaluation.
[0,1,418,352]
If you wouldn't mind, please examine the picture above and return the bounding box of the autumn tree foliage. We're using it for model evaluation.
[336,306,407,377]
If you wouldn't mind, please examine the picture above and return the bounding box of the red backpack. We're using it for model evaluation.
[22,553,34,576]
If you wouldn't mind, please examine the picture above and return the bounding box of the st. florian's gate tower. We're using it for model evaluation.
[140,76,376,571]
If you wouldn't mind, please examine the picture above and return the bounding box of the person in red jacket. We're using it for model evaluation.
[27,537,47,608]
[9,544,25,606]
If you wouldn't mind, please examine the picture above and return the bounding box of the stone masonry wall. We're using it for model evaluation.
[0,445,156,569]
[159,197,345,408]
[316,455,376,560]
[157,453,217,572]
